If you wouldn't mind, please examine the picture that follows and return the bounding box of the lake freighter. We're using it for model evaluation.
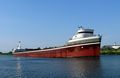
[13,27,102,58]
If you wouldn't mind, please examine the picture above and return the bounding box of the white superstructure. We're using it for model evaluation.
[68,27,101,45]
[17,41,22,50]
[12,41,22,53]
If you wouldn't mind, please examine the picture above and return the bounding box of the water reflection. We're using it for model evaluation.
[16,57,22,78]
[56,57,103,78]
[14,57,103,78]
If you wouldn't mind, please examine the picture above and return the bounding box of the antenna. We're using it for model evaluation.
[78,25,83,29]
[78,25,82,28]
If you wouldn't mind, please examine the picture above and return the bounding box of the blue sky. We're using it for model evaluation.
[0,0,120,52]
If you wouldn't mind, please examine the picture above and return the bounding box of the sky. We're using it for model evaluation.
[0,0,120,52]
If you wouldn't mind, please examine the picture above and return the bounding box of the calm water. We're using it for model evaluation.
[0,55,120,78]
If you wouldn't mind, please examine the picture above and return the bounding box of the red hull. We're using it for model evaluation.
[13,43,100,58]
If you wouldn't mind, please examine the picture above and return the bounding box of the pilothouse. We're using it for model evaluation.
[68,27,101,45]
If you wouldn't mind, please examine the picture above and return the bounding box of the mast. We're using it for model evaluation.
[17,41,21,49]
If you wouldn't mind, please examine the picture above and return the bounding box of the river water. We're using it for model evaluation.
[0,55,120,78]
